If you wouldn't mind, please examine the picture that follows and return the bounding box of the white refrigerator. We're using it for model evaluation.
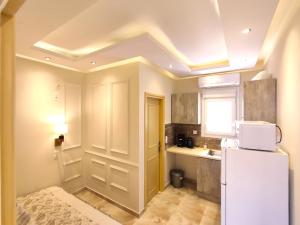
[221,139,289,225]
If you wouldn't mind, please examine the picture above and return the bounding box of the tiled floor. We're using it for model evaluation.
[75,186,221,225]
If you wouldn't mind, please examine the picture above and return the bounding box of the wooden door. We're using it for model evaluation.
[145,98,160,203]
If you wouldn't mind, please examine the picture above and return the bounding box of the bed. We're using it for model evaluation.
[16,186,121,225]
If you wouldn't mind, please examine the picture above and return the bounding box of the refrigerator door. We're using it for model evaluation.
[221,138,237,185]
[221,148,226,185]
[226,148,289,225]
[221,184,226,225]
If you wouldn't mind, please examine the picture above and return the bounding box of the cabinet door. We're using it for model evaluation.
[197,157,221,203]
[171,93,200,124]
[244,79,276,123]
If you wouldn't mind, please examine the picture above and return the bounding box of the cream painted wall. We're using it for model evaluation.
[15,57,84,196]
[173,77,199,93]
[266,8,300,225]
[138,63,176,210]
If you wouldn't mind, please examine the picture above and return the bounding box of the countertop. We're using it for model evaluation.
[167,146,221,161]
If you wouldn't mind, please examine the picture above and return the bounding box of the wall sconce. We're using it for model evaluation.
[54,123,68,147]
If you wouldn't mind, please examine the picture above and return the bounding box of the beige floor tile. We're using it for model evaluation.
[75,186,221,225]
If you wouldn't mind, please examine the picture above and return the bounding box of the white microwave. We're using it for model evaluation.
[236,121,279,151]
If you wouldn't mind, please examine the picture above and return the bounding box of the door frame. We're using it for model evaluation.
[144,92,165,206]
[1,1,26,224]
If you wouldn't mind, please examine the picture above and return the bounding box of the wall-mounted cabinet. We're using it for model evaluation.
[171,93,200,124]
[244,79,276,123]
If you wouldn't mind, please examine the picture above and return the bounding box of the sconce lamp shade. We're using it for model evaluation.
[54,123,68,135]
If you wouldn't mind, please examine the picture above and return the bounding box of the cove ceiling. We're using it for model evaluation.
[16,0,279,76]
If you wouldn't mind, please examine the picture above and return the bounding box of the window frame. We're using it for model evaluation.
[201,87,239,138]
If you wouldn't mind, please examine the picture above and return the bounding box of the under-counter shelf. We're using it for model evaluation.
[167,146,221,161]
[167,145,221,203]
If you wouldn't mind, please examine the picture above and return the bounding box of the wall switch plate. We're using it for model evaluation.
[165,136,168,144]
[193,130,198,135]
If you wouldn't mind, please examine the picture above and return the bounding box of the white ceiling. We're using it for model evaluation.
[16,0,279,76]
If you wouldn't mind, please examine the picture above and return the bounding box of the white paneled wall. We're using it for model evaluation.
[91,83,107,151]
[84,63,139,213]
[60,83,84,193]
[85,153,139,211]
[110,80,129,155]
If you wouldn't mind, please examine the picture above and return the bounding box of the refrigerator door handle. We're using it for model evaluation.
[221,148,226,185]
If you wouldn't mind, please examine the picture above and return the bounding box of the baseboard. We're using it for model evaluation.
[197,192,221,204]
[183,178,197,189]
[71,186,86,195]
[164,181,170,189]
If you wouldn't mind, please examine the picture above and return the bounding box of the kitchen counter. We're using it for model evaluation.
[167,146,221,161]
[168,145,221,203]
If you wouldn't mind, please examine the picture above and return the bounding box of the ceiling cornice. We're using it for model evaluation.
[16,53,262,83]
[33,30,230,73]
[16,54,83,73]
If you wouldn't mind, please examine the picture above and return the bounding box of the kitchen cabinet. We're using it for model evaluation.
[171,93,200,124]
[244,79,276,123]
[197,157,221,203]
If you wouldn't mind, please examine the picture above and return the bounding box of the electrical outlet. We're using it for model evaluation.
[193,130,198,135]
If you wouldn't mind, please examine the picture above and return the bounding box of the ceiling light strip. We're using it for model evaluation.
[16,54,82,73]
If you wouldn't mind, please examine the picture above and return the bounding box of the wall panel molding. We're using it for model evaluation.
[64,174,81,183]
[91,144,106,151]
[110,80,129,155]
[91,83,107,151]
[63,145,81,151]
[63,158,82,166]
[91,174,106,183]
[109,165,129,193]
[90,157,107,185]
[91,159,106,166]
[110,165,129,174]
[85,150,138,167]
[110,183,128,192]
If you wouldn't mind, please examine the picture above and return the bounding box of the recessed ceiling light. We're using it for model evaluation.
[90,61,96,65]
[241,28,252,34]
[45,57,51,61]
[169,64,173,69]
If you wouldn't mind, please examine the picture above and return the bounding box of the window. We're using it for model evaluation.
[202,88,237,138]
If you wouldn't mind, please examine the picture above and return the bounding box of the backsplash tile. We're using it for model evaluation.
[165,123,221,150]
[165,123,175,148]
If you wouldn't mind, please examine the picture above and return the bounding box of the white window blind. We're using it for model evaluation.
[202,88,237,138]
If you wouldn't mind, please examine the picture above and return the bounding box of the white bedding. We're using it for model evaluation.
[17,186,121,225]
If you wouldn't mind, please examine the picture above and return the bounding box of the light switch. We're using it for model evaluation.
[165,136,168,144]
[193,130,198,135]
